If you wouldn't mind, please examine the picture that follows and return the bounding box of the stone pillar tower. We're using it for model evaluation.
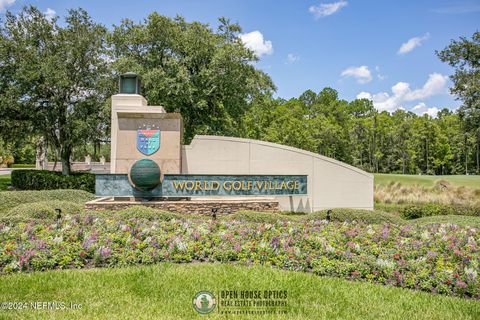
[110,73,182,175]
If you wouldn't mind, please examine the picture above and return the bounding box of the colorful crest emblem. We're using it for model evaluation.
[137,129,160,155]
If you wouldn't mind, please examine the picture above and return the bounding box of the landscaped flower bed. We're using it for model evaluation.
[0,215,478,298]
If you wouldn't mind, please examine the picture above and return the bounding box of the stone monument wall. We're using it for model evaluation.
[182,135,373,212]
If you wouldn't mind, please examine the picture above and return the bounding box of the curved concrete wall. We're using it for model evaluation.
[182,135,373,212]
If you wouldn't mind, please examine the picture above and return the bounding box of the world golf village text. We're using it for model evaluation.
[171,179,301,192]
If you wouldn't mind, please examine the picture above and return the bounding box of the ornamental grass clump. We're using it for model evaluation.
[375,181,480,207]
[0,215,478,299]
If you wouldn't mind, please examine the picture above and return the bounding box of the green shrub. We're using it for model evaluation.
[8,164,35,168]
[400,204,479,220]
[226,211,297,223]
[226,209,404,225]
[400,206,424,219]
[5,200,83,221]
[0,174,10,191]
[11,170,95,193]
[306,209,405,225]
[116,206,180,221]
[0,189,94,214]
[82,206,182,221]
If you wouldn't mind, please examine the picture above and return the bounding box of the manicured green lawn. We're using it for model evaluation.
[9,164,35,168]
[0,174,11,191]
[374,173,480,189]
[0,263,478,320]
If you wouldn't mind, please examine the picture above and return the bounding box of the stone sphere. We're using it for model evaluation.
[129,159,161,191]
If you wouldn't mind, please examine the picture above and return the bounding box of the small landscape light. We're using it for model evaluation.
[211,208,218,220]
[55,208,62,220]
[326,209,332,222]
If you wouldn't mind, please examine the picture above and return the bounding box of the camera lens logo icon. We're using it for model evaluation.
[192,291,216,314]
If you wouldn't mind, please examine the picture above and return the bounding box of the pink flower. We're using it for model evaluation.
[456,280,467,289]
[351,270,360,277]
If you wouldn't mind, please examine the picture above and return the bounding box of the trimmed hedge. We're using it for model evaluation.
[400,203,480,220]
[8,164,35,168]
[306,209,405,224]
[6,200,83,221]
[0,189,95,215]
[102,206,180,221]
[11,170,95,193]
[225,209,405,225]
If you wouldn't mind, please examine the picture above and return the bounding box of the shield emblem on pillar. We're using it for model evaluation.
[137,129,160,155]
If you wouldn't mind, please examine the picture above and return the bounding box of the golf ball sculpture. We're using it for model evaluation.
[129,159,161,191]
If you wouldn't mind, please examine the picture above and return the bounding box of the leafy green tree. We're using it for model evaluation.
[437,31,480,174]
[391,110,416,174]
[347,99,375,171]
[241,87,469,176]
[0,6,112,175]
[108,13,274,143]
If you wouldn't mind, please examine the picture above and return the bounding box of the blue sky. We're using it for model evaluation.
[2,1,479,116]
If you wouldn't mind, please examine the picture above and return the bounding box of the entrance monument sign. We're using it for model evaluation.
[88,73,373,213]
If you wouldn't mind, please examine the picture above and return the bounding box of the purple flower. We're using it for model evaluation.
[192,231,201,240]
[381,226,390,239]
[82,236,96,249]
[35,240,46,250]
[83,215,95,224]
[99,246,111,258]
[270,237,280,249]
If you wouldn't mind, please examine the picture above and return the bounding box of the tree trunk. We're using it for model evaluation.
[426,138,429,174]
[477,133,479,175]
[61,147,72,176]
[52,149,59,171]
[35,137,47,170]
[465,134,468,175]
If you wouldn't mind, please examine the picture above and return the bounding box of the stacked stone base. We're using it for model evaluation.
[85,197,279,215]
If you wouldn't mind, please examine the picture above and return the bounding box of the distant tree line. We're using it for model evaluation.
[241,89,478,175]
[0,6,478,175]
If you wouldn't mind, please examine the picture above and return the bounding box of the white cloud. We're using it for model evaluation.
[44,8,56,20]
[355,73,448,111]
[0,0,15,12]
[411,102,439,118]
[239,31,273,58]
[425,107,440,118]
[405,73,448,100]
[356,92,372,100]
[309,1,348,19]
[286,53,299,64]
[341,65,372,84]
[412,102,426,111]
[397,33,430,55]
